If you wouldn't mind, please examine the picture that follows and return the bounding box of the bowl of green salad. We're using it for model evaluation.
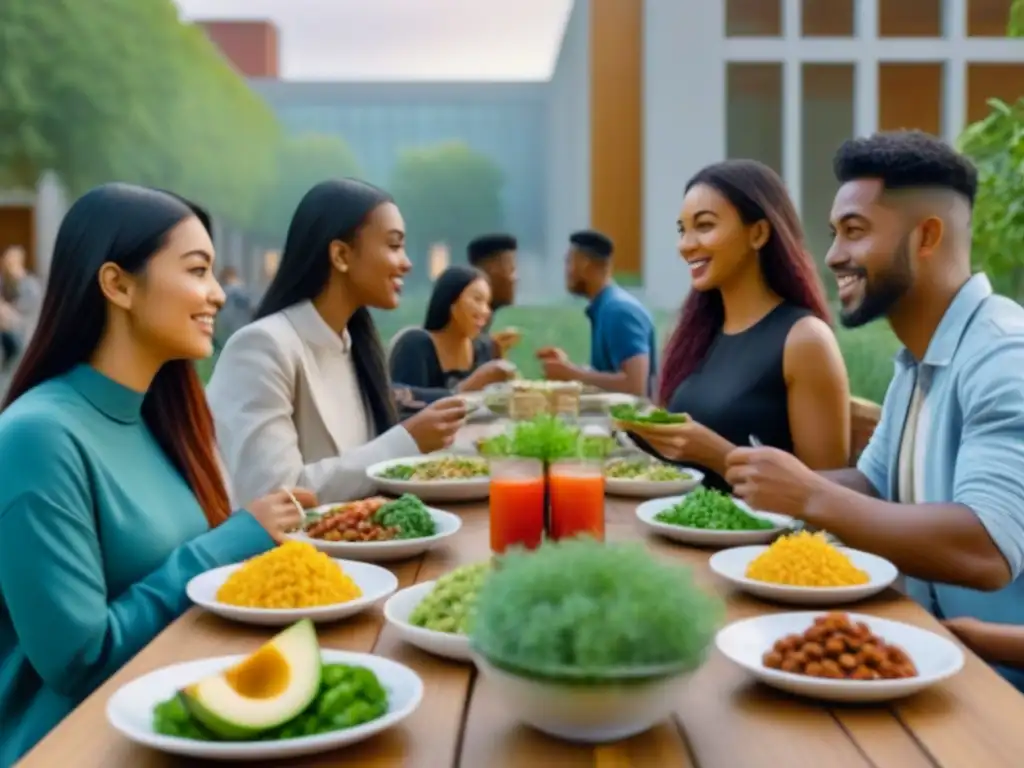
[469,539,723,743]
[636,487,794,546]
[603,455,703,498]
[383,562,490,662]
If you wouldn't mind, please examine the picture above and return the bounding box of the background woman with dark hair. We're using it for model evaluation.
[0,183,310,766]
[625,159,850,490]
[208,178,467,505]
[389,265,515,395]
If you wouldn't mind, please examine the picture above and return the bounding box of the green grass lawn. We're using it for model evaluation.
[200,300,900,404]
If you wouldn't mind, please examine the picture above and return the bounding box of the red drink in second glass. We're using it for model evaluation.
[548,460,605,541]
[489,458,545,554]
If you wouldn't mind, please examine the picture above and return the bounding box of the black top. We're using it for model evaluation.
[646,303,811,491]
[389,328,494,400]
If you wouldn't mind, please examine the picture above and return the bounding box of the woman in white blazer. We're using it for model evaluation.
[207,178,467,504]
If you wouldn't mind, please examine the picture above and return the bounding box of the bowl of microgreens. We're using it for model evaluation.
[475,414,617,463]
[469,538,723,743]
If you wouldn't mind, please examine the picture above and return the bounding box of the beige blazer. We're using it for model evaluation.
[207,302,419,506]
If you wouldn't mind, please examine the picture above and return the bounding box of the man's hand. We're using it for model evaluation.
[724,446,825,517]
[535,346,568,363]
[540,355,578,382]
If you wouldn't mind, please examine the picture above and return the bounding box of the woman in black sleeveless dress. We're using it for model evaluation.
[627,160,850,491]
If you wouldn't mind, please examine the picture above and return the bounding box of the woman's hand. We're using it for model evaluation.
[246,487,318,543]
[491,328,522,358]
[393,386,426,411]
[403,396,467,453]
[629,418,735,474]
[459,359,516,392]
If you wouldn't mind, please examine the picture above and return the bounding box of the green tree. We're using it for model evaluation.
[0,0,279,225]
[956,0,1024,298]
[390,141,505,277]
[252,133,363,241]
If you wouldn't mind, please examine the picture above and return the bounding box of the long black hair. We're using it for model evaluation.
[3,182,231,526]
[257,178,398,434]
[423,265,485,332]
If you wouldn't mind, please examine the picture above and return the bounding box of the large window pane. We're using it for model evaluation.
[968,63,1024,123]
[726,0,782,36]
[802,0,854,36]
[879,63,944,136]
[727,63,783,175]
[968,0,1014,36]
[879,0,943,36]
[802,64,854,275]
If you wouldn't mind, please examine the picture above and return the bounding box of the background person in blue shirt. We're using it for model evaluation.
[722,131,1024,690]
[537,230,656,397]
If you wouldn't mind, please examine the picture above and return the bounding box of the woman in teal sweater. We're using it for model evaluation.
[0,184,315,766]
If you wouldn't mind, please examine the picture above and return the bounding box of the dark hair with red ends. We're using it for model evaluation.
[2,183,231,528]
[658,159,832,405]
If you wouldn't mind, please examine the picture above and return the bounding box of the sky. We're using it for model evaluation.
[173,0,574,81]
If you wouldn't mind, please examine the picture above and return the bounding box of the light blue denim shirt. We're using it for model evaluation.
[858,274,1024,686]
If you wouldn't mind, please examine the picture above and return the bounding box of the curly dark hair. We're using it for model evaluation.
[832,130,978,205]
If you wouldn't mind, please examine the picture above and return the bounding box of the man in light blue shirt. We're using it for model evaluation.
[722,131,1024,690]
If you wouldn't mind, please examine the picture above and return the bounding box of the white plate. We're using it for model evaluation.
[366,455,491,503]
[383,581,472,662]
[605,466,705,498]
[716,611,964,703]
[106,650,424,761]
[580,392,637,413]
[288,505,463,563]
[635,495,794,546]
[708,545,899,605]
[187,559,398,626]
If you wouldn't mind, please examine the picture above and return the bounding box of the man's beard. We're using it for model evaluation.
[839,235,914,329]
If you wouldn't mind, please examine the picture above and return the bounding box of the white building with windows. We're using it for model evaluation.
[550,0,1024,306]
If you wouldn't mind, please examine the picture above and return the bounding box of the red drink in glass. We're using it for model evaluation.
[548,460,605,541]
[489,458,545,554]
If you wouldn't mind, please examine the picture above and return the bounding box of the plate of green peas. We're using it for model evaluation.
[383,562,490,662]
[635,487,794,547]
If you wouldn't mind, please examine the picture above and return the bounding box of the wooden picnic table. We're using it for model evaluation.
[19,422,1024,767]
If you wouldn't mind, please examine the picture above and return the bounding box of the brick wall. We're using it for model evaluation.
[199,20,280,79]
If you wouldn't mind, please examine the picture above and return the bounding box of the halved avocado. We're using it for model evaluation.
[180,619,322,740]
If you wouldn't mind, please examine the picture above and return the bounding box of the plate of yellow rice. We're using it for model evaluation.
[187,541,399,626]
[708,531,899,606]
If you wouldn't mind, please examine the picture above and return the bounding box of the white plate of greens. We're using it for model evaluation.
[636,489,793,546]
[108,640,423,760]
[289,496,463,563]
[603,456,703,498]
[383,563,490,662]
[366,455,490,503]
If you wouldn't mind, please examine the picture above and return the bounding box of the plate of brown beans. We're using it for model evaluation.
[715,611,964,703]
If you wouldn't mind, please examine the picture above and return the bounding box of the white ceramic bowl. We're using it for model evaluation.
[288,505,462,563]
[708,545,899,605]
[187,559,398,626]
[366,455,491,503]
[635,495,793,546]
[605,465,704,499]
[106,650,424,761]
[383,581,472,662]
[716,611,965,703]
[471,654,696,743]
